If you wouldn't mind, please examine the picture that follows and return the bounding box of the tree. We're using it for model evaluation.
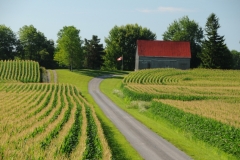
[162,16,203,68]
[18,25,45,60]
[54,26,83,71]
[39,39,56,68]
[231,50,240,69]
[83,35,104,69]
[18,25,55,68]
[0,25,17,60]
[198,13,232,69]
[103,24,156,70]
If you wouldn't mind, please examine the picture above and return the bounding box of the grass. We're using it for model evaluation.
[56,69,142,160]
[100,76,238,160]
[56,69,128,99]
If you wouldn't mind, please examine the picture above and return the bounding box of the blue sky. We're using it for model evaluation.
[1,0,240,51]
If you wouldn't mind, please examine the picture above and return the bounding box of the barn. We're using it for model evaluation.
[135,40,191,70]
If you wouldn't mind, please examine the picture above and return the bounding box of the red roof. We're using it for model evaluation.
[137,40,191,58]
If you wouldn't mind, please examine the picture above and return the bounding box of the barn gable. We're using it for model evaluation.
[135,40,191,70]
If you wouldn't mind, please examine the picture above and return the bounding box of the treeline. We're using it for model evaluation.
[0,13,240,70]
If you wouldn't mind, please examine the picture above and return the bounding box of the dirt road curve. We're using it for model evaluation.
[88,76,192,160]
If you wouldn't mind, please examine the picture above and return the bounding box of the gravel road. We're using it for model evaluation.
[88,76,192,160]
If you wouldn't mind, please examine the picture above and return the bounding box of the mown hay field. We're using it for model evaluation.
[123,68,240,158]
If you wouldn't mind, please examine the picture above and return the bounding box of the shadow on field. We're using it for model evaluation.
[73,69,129,78]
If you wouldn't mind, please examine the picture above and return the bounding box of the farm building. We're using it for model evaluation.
[135,40,191,70]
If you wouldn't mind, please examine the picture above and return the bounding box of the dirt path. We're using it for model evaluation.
[46,70,57,83]
[88,76,192,160]
[52,70,57,83]
[46,70,50,83]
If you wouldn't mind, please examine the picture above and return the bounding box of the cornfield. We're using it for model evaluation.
[123,68,240,102]
[122,68,240,158]
[0,60,111,159]
[0,60,40,82]
[0,83,110,159]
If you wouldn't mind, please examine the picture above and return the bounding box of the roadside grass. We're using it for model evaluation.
[100,77,238,160]
[56,69,142,160]
[56,69,128,100]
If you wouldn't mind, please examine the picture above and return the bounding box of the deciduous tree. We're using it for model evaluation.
[18,25,55,68]
[0,25,17,60]
[162,16,203,68]
[198,13,232,69]
[18,25,45,60]
[54,26,83,71]
[103,24,156,70]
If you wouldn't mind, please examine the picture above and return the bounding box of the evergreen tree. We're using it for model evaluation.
[198,13,232,69]
[83,35,104,69]
[0,25,17,60]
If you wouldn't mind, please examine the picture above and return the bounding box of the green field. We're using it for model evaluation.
[118,68,240,159]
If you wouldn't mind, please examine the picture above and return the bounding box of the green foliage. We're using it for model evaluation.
[231,50,240,69]
[50,85,65,122]
[0,60,40,82]
[27,85,52,118]
[54,26,83,71]
[59,86,82,156]
[122,86,206,101]
[151,101,240,158]
[162,16,203,68]
[18,25,55,68]
[40,66,48,82]
[103,24,156,70]
[40,85,72,149]
[83,105,102,160]
[83,35,104,69]
[0,146,4,160]
[0,25,17,60]
[198,13,232,69]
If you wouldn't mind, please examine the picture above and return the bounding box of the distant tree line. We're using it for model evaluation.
[0,13,240,70]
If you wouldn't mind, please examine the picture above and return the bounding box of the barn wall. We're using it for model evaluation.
[136,56,190,70]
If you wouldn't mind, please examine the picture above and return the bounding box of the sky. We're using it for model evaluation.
[1,0,240,51]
